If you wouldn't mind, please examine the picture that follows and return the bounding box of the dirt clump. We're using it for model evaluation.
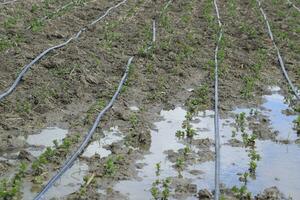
[255,186,288,200]
[198,189,213,200]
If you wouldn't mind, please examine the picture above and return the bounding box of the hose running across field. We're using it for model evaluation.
[0,0,17,5]
[287,0,300,12]
[34,12,159,199]
[213,0,222,199]
[33,56,134,200]
[256,0,300,100]
[0,0,127,102]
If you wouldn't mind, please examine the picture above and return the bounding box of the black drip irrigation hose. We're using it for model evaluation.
[0,0,17,5]
[0,0,127,102]
[34,14,158,199]
[287,0,300,12]
[33,56,134,200]
[144,19,156,53]
[256,0,300,100]
[213,0,222,199]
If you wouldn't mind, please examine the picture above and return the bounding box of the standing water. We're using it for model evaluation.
[115,87,300,199]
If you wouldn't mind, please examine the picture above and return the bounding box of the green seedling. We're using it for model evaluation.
[155,162,161,176]
[241,76,255,99]
[0,162,28,198]
[175,157,185,171]
[4,17,18,29]
[151,185,160,200]
[129,114,139,129]
[186,126,196,138]
[249,160,257,173]
[236,112,246,132]
[30,19,44,32]
[176,130,185,139]
[183,146,191,157]
[150,177,171,200]
[104,158,117,177]
[231,185,252,199]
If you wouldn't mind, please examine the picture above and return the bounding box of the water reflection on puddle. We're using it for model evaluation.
[22,161,88,200]
[115,88,300,199]
[27,127,68,147]
[262,92,297,140]
[82,127,124,158]
[115,107,186,200]
[26,127,68,157]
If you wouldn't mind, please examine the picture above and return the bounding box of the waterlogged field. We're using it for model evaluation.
[0,0,299,200]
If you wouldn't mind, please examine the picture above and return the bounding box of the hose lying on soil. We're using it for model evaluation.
[287,0,300,12]
[0,0,17,5]
[256,0,300,100]
[34,9,162,198]
[0,0,127,102]
[213,0,222,199]
[34,11,159,199]
[144,19,156,53]
[33,56,134,200]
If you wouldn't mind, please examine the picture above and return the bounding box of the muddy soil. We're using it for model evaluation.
[0,0,299,199]
[260,0,300,90]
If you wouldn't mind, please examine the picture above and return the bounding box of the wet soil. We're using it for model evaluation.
[0,0,299,199]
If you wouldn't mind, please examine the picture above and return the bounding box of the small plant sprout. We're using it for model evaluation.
[236,112,246,132]
[53,139,59,148]
[183,146,191,157]
[104,158,117,177]
[151,184,160,200]
[249,160,257,173]
[155,162,161,176]
[248,149,261,161]
[175,157,185,171]
[162,178,171,199]
[231,185,252,199]
[129,113,139,129]
[185,111,193,121]
[175,130,185,139]
[231,130,237,138]
[186,126,196,138]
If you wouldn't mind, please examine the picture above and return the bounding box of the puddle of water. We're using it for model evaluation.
[26,127,68,157]
[115,88,300,199]
[186,141,300,198]
[261,92,297,140]
[22,161,88,200]
[26,127,68,147]
[82,127,124,158]
[115,107,186,199]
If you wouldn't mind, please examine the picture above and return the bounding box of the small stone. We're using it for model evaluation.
[187,184,197,193]
[256,186,282,200]
[198,189,213,199]
[189,169,204,175]
[18,150,34,161]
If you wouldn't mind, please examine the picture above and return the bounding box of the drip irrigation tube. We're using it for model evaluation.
[144,19,156,53]
[0,0,17,5]
[256,0,300,100]
[34,16,156,199]
[33,56,134,200]
[163,0,172,10]
[213,0,222,199]
[152,19,156,43]
[0,0,127,102]
[287,0,300,12]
